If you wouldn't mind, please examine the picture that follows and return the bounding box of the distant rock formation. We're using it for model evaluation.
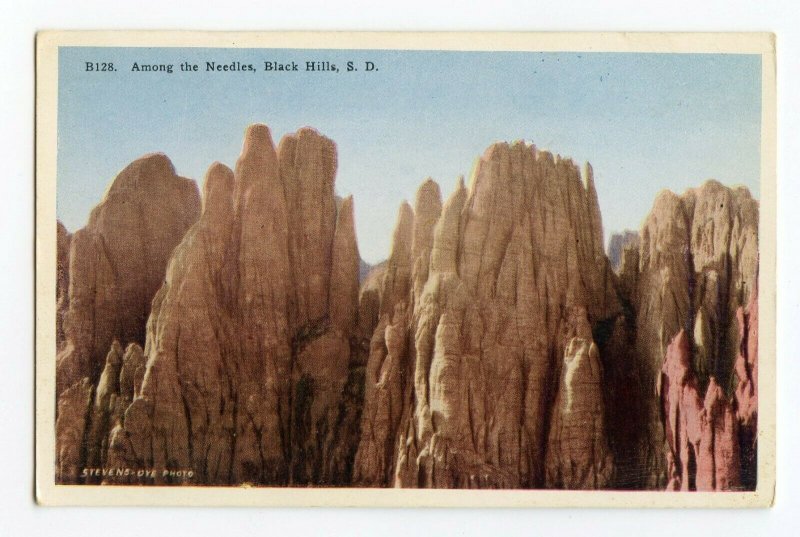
[354,143,620,488]
[359,259,375,283]
[607,230,639,272]
[55,155,201,397]
[545,327,613,489]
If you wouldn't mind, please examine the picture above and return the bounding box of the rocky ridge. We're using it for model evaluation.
[54,125,760,491]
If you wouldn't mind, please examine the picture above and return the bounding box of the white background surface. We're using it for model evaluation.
[1,1,798,535]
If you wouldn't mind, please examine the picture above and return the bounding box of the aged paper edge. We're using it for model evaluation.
[34,31,777,508]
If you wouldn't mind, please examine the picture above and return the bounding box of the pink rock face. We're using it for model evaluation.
[700,379,740,491]
[660,330,740,491]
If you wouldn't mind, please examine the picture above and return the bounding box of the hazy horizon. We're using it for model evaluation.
[57,48,762,264]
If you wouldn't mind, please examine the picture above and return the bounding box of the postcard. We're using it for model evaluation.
[35,31,776,507]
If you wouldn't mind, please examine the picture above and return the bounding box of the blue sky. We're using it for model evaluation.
[57,47,761,264]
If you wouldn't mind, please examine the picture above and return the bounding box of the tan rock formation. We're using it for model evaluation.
[55,154,201,397]
[356,142,620,488]
[55,378,93,483]
[56,221,71,348]
[545,334,613,489]
[357,261,386,344]
[689,183,759,384]
[330,196,361,332]
[84,341,124,470]
[93,125,362,486]
[353,182,442,486]
[279,128,339,329]
[74,341,146,483]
